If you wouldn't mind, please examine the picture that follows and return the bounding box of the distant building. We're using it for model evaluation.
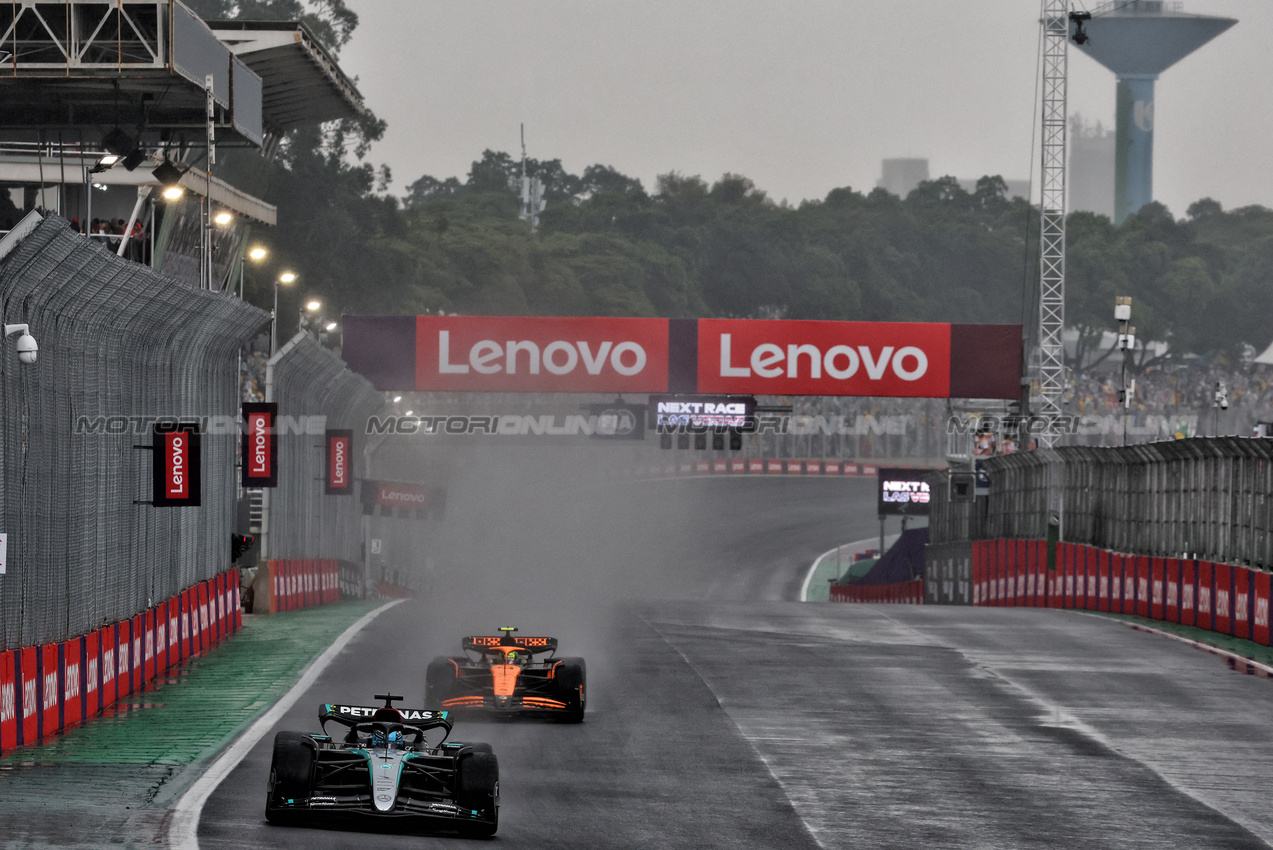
[878,158,1028,201]
[877,158,929,197]
[956,177,1031,201]
[1070,116,1115,219]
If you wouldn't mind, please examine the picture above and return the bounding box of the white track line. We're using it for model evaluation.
[167,599,404,849]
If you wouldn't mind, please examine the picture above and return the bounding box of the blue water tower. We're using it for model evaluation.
[1073,2,1235,223]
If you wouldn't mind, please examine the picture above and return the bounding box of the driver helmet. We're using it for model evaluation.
[371,728,404,750]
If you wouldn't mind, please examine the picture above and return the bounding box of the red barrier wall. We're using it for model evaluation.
[39,644,58,740]
[829,579,923,604]
[0,650,14,753]
[1214,562,1233,636]
[266,559,342,613]
[968,541,1273,660]
[62,637,82,729]
[1255,571,1271,646]
[84,631,99,719]
[1181,560,1197,626]
[1234,566,1251,641]
[116,619,133,699]
[1150,558,1165,621]
[0,569,242,754]
[18,646,36,745]
[99,625,116,711]
[1197,561,1214,632]
[131,613,144,693]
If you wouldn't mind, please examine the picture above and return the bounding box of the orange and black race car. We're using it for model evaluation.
[425,627,585,722]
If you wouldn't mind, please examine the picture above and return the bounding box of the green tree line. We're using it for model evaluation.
[193,1,1273,364]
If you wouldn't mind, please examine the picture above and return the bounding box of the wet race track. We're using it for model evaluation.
[193,473,1273,849]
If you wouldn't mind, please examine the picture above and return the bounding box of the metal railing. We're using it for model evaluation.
[0,214,268,650]
[263,333,382,565]
[929,438,1273,569]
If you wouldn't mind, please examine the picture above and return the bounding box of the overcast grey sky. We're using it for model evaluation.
[340,1,1268,216]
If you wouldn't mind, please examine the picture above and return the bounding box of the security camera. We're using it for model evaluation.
[15,332,36,364]
[3,323,37,365]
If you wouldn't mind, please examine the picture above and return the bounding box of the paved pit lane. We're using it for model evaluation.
[6,474,1273,847]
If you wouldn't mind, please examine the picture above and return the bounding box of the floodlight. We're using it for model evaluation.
[278,271,297,284]
[121,148,147,171]
[161,186,184,201]
[152,158,185,187]
[101,128,134,157]
[324,321,338,332]
[248,246,267,261]
[305,299,322,312]
[213,211,233,226]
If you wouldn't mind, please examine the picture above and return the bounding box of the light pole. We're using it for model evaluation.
[1213,382,1228,437]
[272,271,297,355]
[299,298,322,337]
[1115,296,1134,446]
[241,244,267,300]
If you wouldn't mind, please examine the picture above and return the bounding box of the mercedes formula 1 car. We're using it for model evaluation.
[426,627,586,722]
[265,693,499,837]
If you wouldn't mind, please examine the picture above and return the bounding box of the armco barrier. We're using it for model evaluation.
[0,569,241,756]
[969,540,1273,649]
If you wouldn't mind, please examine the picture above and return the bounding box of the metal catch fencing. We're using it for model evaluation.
[262,332,382,566]
[0,214,268,651]
[929,438,1273,569]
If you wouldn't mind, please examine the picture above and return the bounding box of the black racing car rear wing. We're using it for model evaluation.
[320,703,453,738]
[463,635,558,654]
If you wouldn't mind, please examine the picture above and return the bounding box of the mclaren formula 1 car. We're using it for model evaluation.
[426,627,586,722]
[265,693,499,837]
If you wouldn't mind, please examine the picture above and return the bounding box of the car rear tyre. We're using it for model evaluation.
[554,657,586,723]
[426,656,458,707]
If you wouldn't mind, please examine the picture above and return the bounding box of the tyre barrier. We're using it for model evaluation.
[0,568,241,755]
[830,579,924,604]
[265,559,341,613]
[970,540,1273,646]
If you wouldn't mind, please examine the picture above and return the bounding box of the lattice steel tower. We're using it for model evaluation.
[1036,1,1070,449]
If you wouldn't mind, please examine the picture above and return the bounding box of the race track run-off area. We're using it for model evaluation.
[4,476,1273,848]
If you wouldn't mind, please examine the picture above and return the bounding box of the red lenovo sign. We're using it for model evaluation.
[376,481,432,508]
[241,403,278,488]
[326,429,352,495]
[342,315,1021,399]
[153,424,201,507]
[414,315,669,392]
[697,319,948,397]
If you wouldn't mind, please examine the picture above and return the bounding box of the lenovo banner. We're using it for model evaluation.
[342,315,1022,399]
[326,429,353,495]
[153,423,201,507]
[241,403,278,488]
[407,315,668,393]
[361,479,446,519]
